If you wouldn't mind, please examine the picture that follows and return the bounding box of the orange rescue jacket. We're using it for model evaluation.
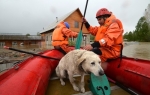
[88,14,124,52]
[52,21,78,46]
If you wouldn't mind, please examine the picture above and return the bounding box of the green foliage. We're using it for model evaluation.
[124,16,150,42]
[26,33,30,36]
[69,39,75,46]
[90,34,95,41]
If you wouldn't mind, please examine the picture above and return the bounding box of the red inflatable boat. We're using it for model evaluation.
[0,47,150,95]
[105,57,150,95]
[0,49,63,95]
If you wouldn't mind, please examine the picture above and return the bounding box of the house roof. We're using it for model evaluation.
[40,8,83,34]
[0,35,41,40]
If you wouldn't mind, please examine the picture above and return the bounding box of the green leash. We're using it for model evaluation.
[75,0,88,49]
[90,73,111,95]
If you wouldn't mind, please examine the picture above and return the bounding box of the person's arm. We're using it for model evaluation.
[83,17,98,36]
[62,28,78,38]
[90,22,123,49]
[98,22,123,47]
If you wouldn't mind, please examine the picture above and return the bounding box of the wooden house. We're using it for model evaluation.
[40,8,91,49]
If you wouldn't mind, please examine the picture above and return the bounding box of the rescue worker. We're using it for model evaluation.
[82,8,124,62]
[52,21,78,54]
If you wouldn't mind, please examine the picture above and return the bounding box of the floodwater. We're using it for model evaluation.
[1,42,150,72]
[1,42,150,95]
[1,42,150,60]
[123,42,150,60]
[0,45,42,72]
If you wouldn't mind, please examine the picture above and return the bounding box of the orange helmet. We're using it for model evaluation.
[96,8,111,18]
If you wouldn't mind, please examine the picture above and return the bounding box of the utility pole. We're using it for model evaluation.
[56,17,58,23]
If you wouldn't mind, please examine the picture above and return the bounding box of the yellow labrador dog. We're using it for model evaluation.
[55,49,104,93]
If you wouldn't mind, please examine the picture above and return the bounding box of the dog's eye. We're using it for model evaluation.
[99,61,101,64]
[91,62,95,65]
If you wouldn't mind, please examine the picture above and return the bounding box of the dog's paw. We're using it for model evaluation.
[73,86,79,91]
[61,81,65,86]
[81,88,85,93]
[60,79,65,86]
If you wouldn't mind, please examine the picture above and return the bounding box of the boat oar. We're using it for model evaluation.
[3,46,60,60]
[75,0,89,49]
[90,73,111,95]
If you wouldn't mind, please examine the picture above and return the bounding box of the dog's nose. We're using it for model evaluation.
[99,70,104,76]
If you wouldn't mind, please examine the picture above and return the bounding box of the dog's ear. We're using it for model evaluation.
[77,58,86,65]
[77,58,86,72]
[77,50,87,65]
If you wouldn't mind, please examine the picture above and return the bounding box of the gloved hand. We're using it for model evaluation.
[92,48,102,55]
[82,17,87,23]
[91,41,100,48]
[82,17,90,29]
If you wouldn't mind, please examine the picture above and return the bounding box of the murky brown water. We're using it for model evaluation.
[123,42,150,60]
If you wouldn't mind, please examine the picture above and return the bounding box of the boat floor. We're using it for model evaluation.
[46,72,130,95]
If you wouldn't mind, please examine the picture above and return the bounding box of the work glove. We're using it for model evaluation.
[91,41,101,48]
[82,17,90,29]
[82,17,87,23]
[92,48,102,55]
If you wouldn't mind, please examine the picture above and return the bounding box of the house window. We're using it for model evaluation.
[46,36,48,41]
[12,42,17,45]
[69,37,74,41]
[83,35,86,41]
[71,37,74,41]
[50,35,52,40]
[0,42,5,47]
[74,21,79,28]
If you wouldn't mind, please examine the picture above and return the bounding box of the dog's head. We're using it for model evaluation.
[77,51,104,76]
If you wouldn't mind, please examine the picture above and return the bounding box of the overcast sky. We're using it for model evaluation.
[0,0,150,35]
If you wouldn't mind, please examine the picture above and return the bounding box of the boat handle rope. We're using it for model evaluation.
[3,46,60,60]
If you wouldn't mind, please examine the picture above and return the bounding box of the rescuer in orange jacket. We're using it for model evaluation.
[52,21,78,54]
[82,8,124,62]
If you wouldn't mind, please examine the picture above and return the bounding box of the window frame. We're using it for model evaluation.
[74,21,79,28]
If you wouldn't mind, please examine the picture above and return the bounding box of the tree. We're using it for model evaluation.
[26,33,30,36]
[123,32,129,41]
[123,16,150,42]
[123,4,150,42]
[134,17,150,41]
[145,4,150,28]
[90,34,95,41]
[124,31,135,41]
[127,31,133,41]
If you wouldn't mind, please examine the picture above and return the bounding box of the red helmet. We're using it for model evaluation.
[96,8,111,18]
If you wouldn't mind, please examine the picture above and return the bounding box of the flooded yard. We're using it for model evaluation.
[0,45,44,72]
